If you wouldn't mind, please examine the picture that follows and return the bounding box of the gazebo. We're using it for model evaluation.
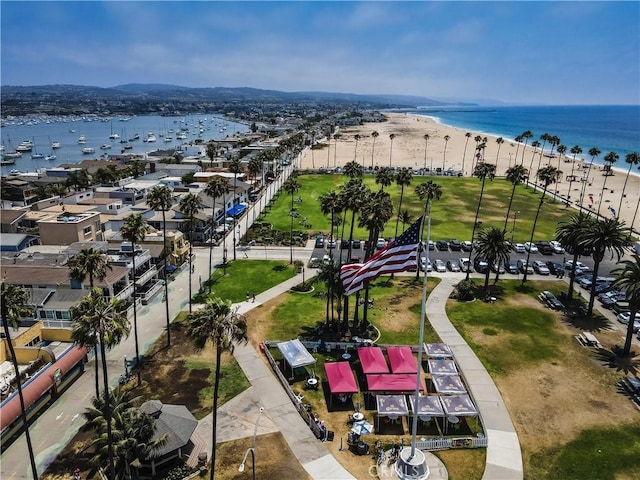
[277,339,316,379]
[409,394,446,434]
[386,346,418,374]
[366,374,424,394]
[423,342,453,358]
[430,374,466,395]
[427,359,458,376]
[439,394,479,433]
[357,347,389,374]
[324,361,359,408]
[375,394,409,432]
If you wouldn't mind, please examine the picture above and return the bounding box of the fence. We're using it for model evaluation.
[416,436,488,451]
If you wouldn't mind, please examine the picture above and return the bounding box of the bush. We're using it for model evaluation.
[291,281,313,292]
[161,463,198,480]
[453,279,477,301]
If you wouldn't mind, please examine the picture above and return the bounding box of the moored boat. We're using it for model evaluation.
[45,154,57,161]
[100,144,112,150]
[51,141,61,149]
[82,147,95,154]
[78,135,86,144]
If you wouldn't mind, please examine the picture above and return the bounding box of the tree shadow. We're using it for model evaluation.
[561,312,613,332]
[593,347,640,375]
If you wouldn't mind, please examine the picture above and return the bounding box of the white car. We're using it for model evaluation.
[420,257,433,272]
[459,257,472,272]
[532,260,550,275]
[514,243,526,253]
[550,241,565,254]
[433,259,447,272]
[524,242,539,253]
[376,238,387,250]
[617,312,640,332]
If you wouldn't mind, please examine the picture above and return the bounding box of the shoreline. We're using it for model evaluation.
[299,112,640,233]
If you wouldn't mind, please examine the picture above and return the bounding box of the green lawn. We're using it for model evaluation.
[260,174,573,242]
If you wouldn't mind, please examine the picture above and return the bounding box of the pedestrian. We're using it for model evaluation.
[191,264,195,273]
[252,292,256,302]
[246,291,250,302]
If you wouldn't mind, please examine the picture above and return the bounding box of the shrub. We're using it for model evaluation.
[453,279,477,301]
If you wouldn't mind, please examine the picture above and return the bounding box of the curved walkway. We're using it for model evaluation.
[425,277,523,480]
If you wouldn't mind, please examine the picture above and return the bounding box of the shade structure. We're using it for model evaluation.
[357,347,389,374]
[324,361,359,394]
[386,346,418,374]
[431,374,466,394]
[423,342,453,358]
[376,394,409,417]
[409,395,445,418]
[351,420,374,436]
[366,374,423,393]
[277,339,316,369]
[427,359,458,376]
[226,204,246,217]
[439,394,478,417]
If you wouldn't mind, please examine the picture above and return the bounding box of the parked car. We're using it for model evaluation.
[459,257,472,272]
[473,257,489,274]
[517,259,534,274]
[436,240,449,251]
[322,254,332,265]
[506,262,519,274]
[524,242,539,253]
[514,243,526,253]
[613,300,630,314]
[420,257,433,272]
[308,257,322,268]
[327,237,336,249]
[352,239,361,250]
[545,261,564,276]
[461,240,473,252]
[314,235,325,249]
[491,261,506,274]
[564,260,590,273]
[536,241,553,255]
[376,238,387,250]
[427,240,435,251]
[549,241,565,254]
[540,290,564,310]
[434,259,447,273]
[599,290,622,309]
[447,260,461,272]
[617,312,640,332]
[341,239,350,249]
[449,239,462,251]
[532,260,550,275]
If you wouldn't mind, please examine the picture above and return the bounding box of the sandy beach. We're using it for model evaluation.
[299,112,640,234]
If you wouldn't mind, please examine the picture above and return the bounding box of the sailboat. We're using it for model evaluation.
[109,120,120,140]
[31,138,44,159]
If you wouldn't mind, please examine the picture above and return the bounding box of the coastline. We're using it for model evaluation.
[299,112,640,233]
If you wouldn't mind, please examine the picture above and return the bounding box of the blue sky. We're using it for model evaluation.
[1,1,638,105]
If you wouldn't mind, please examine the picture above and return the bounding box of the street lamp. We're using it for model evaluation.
[238,407,264,480]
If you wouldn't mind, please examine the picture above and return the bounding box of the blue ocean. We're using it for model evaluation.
[401,105,639,166]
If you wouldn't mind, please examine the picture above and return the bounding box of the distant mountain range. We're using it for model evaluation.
[0,83,479,116]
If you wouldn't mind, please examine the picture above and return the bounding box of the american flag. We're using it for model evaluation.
[341,216,423,296]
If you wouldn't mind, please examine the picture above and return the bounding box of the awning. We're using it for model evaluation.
[423,343,453,358]
[386,346,418,374]
[439,394,478,416]
[277,339,316,369]
[226,204,246,217]
[165,265,178,272]
[431,374,466,394]
[376,394,409,417]
[366,374,423,393]
[324,362,358,394]
[427,359,458,376]
[409,395,445,418]
[357,347,389,374]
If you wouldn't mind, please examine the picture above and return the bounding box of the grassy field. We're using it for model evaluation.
[260,173,573,242]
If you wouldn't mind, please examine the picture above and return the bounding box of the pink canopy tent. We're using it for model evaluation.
[324,362,358,408]
[357,347,389,374]
[386,346,418,374]
[366,374,424,393]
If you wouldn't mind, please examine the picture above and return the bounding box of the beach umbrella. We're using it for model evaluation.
[351,420,374,436]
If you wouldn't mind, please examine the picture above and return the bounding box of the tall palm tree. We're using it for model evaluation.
[68,247,112,397]
[617,152,639,218]
[371,130,379,168]
[179,193,203,312]
[467,163,497,280]
[423,134,430,171]
[393,168,413,240]
[597,151,619,216]
[556,213,594,300]
[566,145,583,203]
[282,174,301,264]
[187,297,248,480]
[319,190,342,323]
[0,282,38,480]
[442,135,451,171]
[341,180,368,263]
[513,135,523,169]
[353,134,361,163]
[120,213,148,386]
[503,165,529,234]
[580,218,629,315]
[495,137,504,164]
[398,210,413,232]
[388,133,396,167]
[416,181,443,279]
[579,147,601,212]
[206,142,217,168]
[520,131,533,165]
[461,132,471,174]
[375,167,394,191]
[528,140,541,181]
[522,166,561,283]
[611,254,640,356]
[146,185,174,346]
[71,289,130,480]
[474,227,511,292]
[343,160,364,179]
[554,144,567,197]
[204,177,230,284]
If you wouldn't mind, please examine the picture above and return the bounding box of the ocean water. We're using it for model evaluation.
[403,105,640,167]
[0,113,249,174]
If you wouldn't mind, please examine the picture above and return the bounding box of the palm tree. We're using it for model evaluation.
[343,160,364,179]
[375,167,394,191]
[566,145,583,203]
[461,132,471,174]
[513,135,523,169]
[474,227,511,292]
[179,193,203,312]
[495,137,504,164]
[229,156,243,207]
[353,134,361,163]
[187,297,248,480]
[394,168,413,240]
[580,218,629,315]
[522,166,561,283]
[71,289,130,480]
[371,130,379,168]
[467,163,497,280]
[597,151,619,216]
[398,210,413,232]
[68,247,112,396]
[341,180,368,263]
[556,213,594,300]
[503,165,529,234]
[520,131,533,165]
[120,213,148,386]
[146,185,174,346]
[388,133,396,167]
[442,135,451,171]
[204,177,230,283]
[579,147,601,212]
[423,134,430,171]
[528,140,541,180]
[206,142,217,168]
[282,175,301,263]
[611,254,640,356]
[0,282,38,480]
[319,190,342,323]
[416,181,443,279]
[617,152,639,218]
[554,144,567,197]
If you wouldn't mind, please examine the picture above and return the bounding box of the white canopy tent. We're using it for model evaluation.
[277,339,316,379]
